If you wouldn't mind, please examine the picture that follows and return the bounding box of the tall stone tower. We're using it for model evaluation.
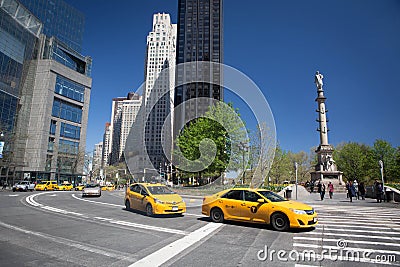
[310,71,343,184]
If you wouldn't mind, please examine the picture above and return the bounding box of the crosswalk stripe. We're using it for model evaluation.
[293,243,400,256]
[293,237,400,247]
[297,231,400,241]
[315,223,400,231]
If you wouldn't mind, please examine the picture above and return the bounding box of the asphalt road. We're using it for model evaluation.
[0,190,399,267]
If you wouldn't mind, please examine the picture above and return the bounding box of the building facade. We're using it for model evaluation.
[174,0,223,125]
[11,0,92,184]
[18,0,84,53]
[92,142,102,172]
[143,13,176,171]
[109,93,142,165]
[0,0,42,183]
[101,122,111,168]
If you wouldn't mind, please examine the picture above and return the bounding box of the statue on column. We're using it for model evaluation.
[315,71,324,89]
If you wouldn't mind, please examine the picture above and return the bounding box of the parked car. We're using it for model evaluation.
[202,187,317,231]
[82,184,101,197]
[35,181,58,191]
[125,183,186,216]
[12,181,35,192]
[55,182,73,191]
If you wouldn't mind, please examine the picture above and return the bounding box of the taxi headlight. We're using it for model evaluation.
[154,198,165,204]
[290,209,307,215]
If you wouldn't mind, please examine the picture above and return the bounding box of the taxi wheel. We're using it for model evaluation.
[125,199,131,210]
[271,213,289,231]
[146,204,153,217]
[210,208,224,223]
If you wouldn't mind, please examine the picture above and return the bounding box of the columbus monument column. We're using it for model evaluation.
[310,71,343,184]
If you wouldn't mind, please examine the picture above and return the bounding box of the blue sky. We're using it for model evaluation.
[65,0,400,153]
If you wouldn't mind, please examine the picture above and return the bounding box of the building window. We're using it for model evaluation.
[55,75,85,102]
[52,98,82,123]
[60,122,81,140]
[59,139,79,155]
[50,120,57,135]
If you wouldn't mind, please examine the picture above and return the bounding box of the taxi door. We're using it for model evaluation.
[219,190,245,220]
[127,184,142,210]
[241,190,270,223]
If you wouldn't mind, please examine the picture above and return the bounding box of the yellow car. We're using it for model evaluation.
[55,183,73,191]
[125,183,186,216]
[106,184,115,191]
[35,181,58,191]
[74,184,85,191]
[202,187,317,231]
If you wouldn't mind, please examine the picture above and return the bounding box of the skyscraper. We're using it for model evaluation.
[109,93,142,165]
[18,0,84,53]
[144,13,176,170]
[174,0,223,123]
[101,122,111,168]
[12,0,92,183]
[0,0,41,184]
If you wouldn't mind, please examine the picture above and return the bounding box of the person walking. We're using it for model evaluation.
[353,180,359,200]
[328,182,334,199]
[376,182,383,203]
[348,181,356,202]
[345,181,350,198]
[320,183,326,201]
[358,182,366,200]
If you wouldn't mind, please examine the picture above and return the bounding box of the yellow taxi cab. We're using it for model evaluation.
[125,183,186,216]
[74,184,85,191]
[35,181,58,191]
[106,184,115,191]
[101,185,108,191]
[202,187,317,231]
[55,182,73,191]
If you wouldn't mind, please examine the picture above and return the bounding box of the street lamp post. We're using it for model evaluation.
[379,160,385,202]
[294,162,298,200]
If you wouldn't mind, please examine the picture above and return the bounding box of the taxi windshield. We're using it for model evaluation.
[258,191,288,202]
[147,186,174,195]
[38,181,47,185]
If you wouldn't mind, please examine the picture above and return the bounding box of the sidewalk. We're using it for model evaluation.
[295,191,400,208]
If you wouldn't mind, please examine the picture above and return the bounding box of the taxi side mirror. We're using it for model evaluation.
[257,198,266,203]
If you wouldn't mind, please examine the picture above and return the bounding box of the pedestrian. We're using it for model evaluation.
[353,180,359,200]
[317,180,322,195]
[358,182,366,200]
[310,180,314,193]
[328,182,334,199]
[348,181,356,202]
[320,183,326,201]
[345,181,349,198]
[376,182,383,203]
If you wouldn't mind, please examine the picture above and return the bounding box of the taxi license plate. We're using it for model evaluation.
[172,206,178,211]
[313,217,317,223]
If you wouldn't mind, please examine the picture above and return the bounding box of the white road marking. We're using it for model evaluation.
[293,243,400,256]
[0,220,136,261]
[26,192,188,235]
[8,194,18,197]
[71,194,125,207]
[298,231,400,241]
[129,223,223,266]
[294,236,400,247]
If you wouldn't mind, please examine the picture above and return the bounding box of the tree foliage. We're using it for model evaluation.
[175,102,247,179]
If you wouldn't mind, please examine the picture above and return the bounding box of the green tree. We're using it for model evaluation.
[268,145,292,184]
[371,139,398,182]
[175,102,247,182]
[334,142,372,183]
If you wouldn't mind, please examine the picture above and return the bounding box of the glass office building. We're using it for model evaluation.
[174,0,223,127]
[0,0,41,144]
[18,0,84,52]
[11,0,92,184]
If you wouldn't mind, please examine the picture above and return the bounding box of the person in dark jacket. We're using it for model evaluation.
[358,182,366,200]
[348,181,356,202]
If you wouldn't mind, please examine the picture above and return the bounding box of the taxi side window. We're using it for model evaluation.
[244,191,261,202]
[222,190,243,200]
[131,185,141,193]
[139,186,148,196]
